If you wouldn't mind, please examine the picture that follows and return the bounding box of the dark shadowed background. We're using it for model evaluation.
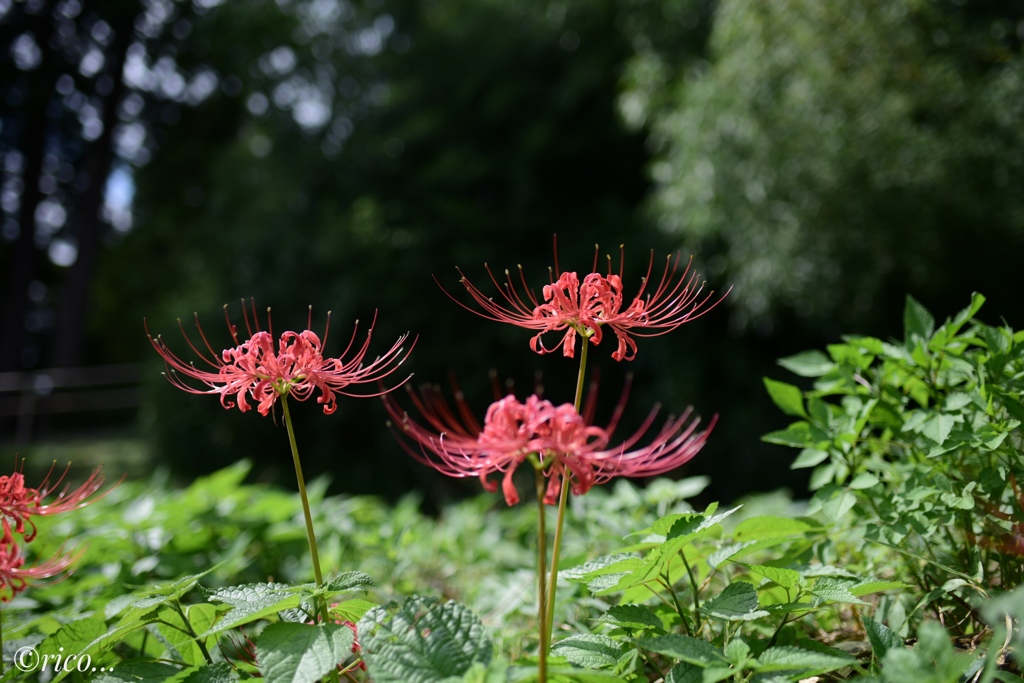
[2,0,1023,506]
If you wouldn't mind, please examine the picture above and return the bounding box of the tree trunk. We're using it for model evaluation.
[51,10,134,368]
[0,0,56,371]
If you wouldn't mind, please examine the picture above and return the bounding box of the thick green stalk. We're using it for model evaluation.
[543,339,589,654]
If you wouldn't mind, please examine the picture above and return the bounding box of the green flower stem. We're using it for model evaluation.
[280,397,328,612]
[281,396,341,683]
[1,604,5,675]
[281,397,325,587]
[535,470,549,683]
[543,338,590,659]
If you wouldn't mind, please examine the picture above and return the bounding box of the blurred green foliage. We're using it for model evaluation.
[630,0,1024,330]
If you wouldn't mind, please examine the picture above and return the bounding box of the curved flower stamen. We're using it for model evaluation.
[147,300,416,416]
[0,465,111,544]
[0,542,81,602]
[384,377,716,506]
[439,238,730,361]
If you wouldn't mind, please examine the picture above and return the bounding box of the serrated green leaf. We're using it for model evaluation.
[764,378,807,418]
[664,662,703,683]
[948,292,986,336]
[91,660,183,683]
[202,583,302,636]
[777,350,835,377]
[707,541,758,568]
[358,596,491,683]
[762,423,813,448]
[723,638,751,664]
[255,622,353,683]
[849,580,910,597]
[701,582,769,621]
[904,296,935,341]
[864,617,903,659]
[324,571,374,593]
[551,634,623,670]
[636,634,725,666]
[732,516,818,542]
[809,580,868,605]
[744,565,803,590]
[754,645,855,673]
[810,486,856,523]
[1001,396,1024,423]
[790,448,829,469]
[849,473,879,489]
[920,413,957,445]
[596,604,664,633]
[43,617,128,683]
[156,607,206,666]
[171,662,240,683]
[331,598,376,624]
[561,554,642,582]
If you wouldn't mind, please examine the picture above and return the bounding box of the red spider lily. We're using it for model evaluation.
[0,542,81,602]
[147,300,415,416]
[441,239,729,361]
[384,379,715,505]
[0,465,109,544]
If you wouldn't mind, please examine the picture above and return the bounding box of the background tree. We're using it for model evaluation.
[626,0,1024,332]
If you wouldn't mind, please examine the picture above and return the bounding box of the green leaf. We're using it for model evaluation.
[919,413,957,445]
[732,516,818,541]
[849,580,910,597]
[763,378,807,418]
[810,486,857,523]
[754,645,856,673]
[701,582,769,621]
[91,661,183,683]
[790,448,829,469]
[904,296,935,341]
[1001,396,1024,423]
[636,634,725,667]
[358,596,492,683]
[324,571,375,593]
[331,598,376,624]
[744,565,803,590]
[863,617,903,659]
[777,350,835,377]
[561,554,642,582]
[202,583,302,636]
[172,663,240,683]
[664,662,703,683]
[809,580,868,605]
[550,634,623,669]
[723,639,751,665]
[848,473,879,489]
[255,622,353,683]
[948,292,986,336]
[762,423,813,448]
[596,605,665,633]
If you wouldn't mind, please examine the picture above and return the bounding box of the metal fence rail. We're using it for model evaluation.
[0,364,141,442]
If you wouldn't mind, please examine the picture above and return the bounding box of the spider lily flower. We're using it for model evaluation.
[442,240,729,361]
[147,300,416,416]
[0,465,109,544]
[0,542,80,602]
[384,379,715,505]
